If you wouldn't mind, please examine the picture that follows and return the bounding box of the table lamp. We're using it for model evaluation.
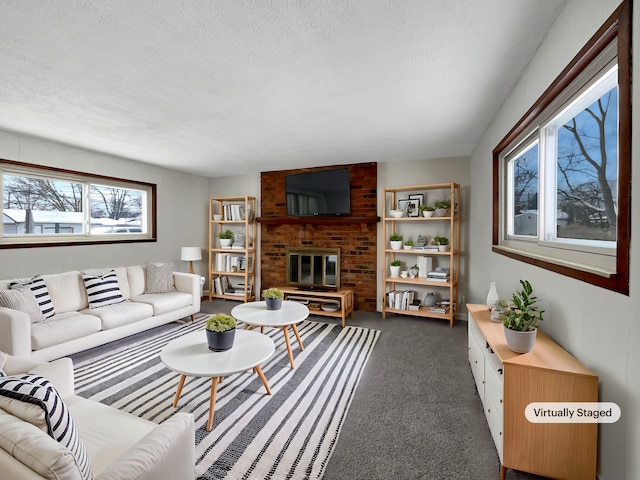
[181,247,202,274]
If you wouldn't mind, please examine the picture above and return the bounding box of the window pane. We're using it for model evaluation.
[556,86,618,242]
[511,144,539,236]
[90,185,145,234]
[3,174,84,235]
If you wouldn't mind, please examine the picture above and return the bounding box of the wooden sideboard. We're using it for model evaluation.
[467,304,598,480]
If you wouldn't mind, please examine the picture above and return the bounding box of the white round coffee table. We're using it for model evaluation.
[231,300,309,368]
[160,328,274,431]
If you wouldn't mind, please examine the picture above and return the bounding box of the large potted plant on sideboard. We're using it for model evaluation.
[502,279,544,353]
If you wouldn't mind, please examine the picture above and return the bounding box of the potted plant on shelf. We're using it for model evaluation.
[502,280,544,353]
[409,264,419,278]
[390,259,402,278]
[205,313,237,352]
[403,239,414,250]
[433,200,451,217]
[263,287,284,310]
[389,233,403,250]
[419,204,435,218]
[433,236,450,251]
[218,229,234,248]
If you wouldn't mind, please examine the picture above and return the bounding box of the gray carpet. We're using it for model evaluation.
[199,300,548,480]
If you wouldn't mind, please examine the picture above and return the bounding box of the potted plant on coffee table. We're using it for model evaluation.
[502,280,544,353]
[205,313,237,351]
[263,287,284,310]
[218,229,234,248]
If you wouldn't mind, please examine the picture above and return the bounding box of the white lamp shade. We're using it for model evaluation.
[181,247,202,261]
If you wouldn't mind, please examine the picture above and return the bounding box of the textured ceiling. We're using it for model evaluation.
[0,0,566,177]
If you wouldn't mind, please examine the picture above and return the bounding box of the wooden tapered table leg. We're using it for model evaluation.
[281,326,295,368]
[206,377,220,432]
[172,374,187,407]
[254,366,272,395]
[291,323,304,352]
[500,465,506,480]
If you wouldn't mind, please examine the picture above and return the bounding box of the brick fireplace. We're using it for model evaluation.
[258,162,379,311]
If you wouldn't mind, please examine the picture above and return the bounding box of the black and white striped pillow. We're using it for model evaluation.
[0,374,92,480]
[10,276,55,319]
[82,270,125,309]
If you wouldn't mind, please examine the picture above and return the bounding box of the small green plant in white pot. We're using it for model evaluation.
[205,313,237,351]
[390,259,402,278]
[403,239,414,250]
[218,229,234,248]
[263,287,284,310]
[433,200,451,217]
[419,204,435,217]
[433,236,450,251]
[502,280,544,353]
[389,233,403,250]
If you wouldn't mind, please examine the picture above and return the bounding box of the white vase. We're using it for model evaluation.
[219,238,232,248]
[486,282,499,310]
[422,210,434,218]
[390,240,403,250]
[390,265,401,278]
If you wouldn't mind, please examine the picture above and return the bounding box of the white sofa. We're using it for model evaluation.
[0,265,201,361]
[0,354,195,479]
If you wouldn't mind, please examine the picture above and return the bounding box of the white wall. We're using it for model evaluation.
[0,131,210,278]
[468,1,636,479]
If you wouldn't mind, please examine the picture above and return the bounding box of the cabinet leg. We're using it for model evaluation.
[500,464,506,480]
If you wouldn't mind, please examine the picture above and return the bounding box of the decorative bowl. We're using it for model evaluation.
[389,210,404,218]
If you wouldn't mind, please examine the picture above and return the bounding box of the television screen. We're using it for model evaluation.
[285,168,351,216]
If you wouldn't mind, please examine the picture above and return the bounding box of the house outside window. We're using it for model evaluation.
[1,160,156,247]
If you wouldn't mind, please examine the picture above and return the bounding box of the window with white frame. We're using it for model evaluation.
[493,1,630,295]
[1,160,156,247]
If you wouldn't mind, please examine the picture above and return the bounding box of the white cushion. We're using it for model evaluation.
[131,292,193,316]
[9,276,55,319]
[82,271,125,309]
[31,313,102,350]
[80,302,153,330]
[0,375,92,480]
[0,288,44,323]
[144,263,177,294]
[126,265,146,297]
[40,271,88,313]
[0,409,85,480]
[65,395,155,476]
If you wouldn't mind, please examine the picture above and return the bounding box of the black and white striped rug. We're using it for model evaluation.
[72,315,380,479]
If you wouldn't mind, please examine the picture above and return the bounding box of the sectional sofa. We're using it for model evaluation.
[0,264,201,361]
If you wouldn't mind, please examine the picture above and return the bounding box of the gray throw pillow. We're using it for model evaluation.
[144,262,177,294]
[0,288,45,323]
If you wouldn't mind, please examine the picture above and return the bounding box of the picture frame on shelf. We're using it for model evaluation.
[397,198,420,217]
[408,193,424,208]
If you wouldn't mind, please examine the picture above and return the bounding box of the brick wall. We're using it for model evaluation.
[259,162,378,311]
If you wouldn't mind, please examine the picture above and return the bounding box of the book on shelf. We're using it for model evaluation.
[428,301,455,314]
[386,290,416,310]
[426,275,450,282]
[417,256,433,278]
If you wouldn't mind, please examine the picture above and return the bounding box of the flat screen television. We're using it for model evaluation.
[285,168,350,216]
